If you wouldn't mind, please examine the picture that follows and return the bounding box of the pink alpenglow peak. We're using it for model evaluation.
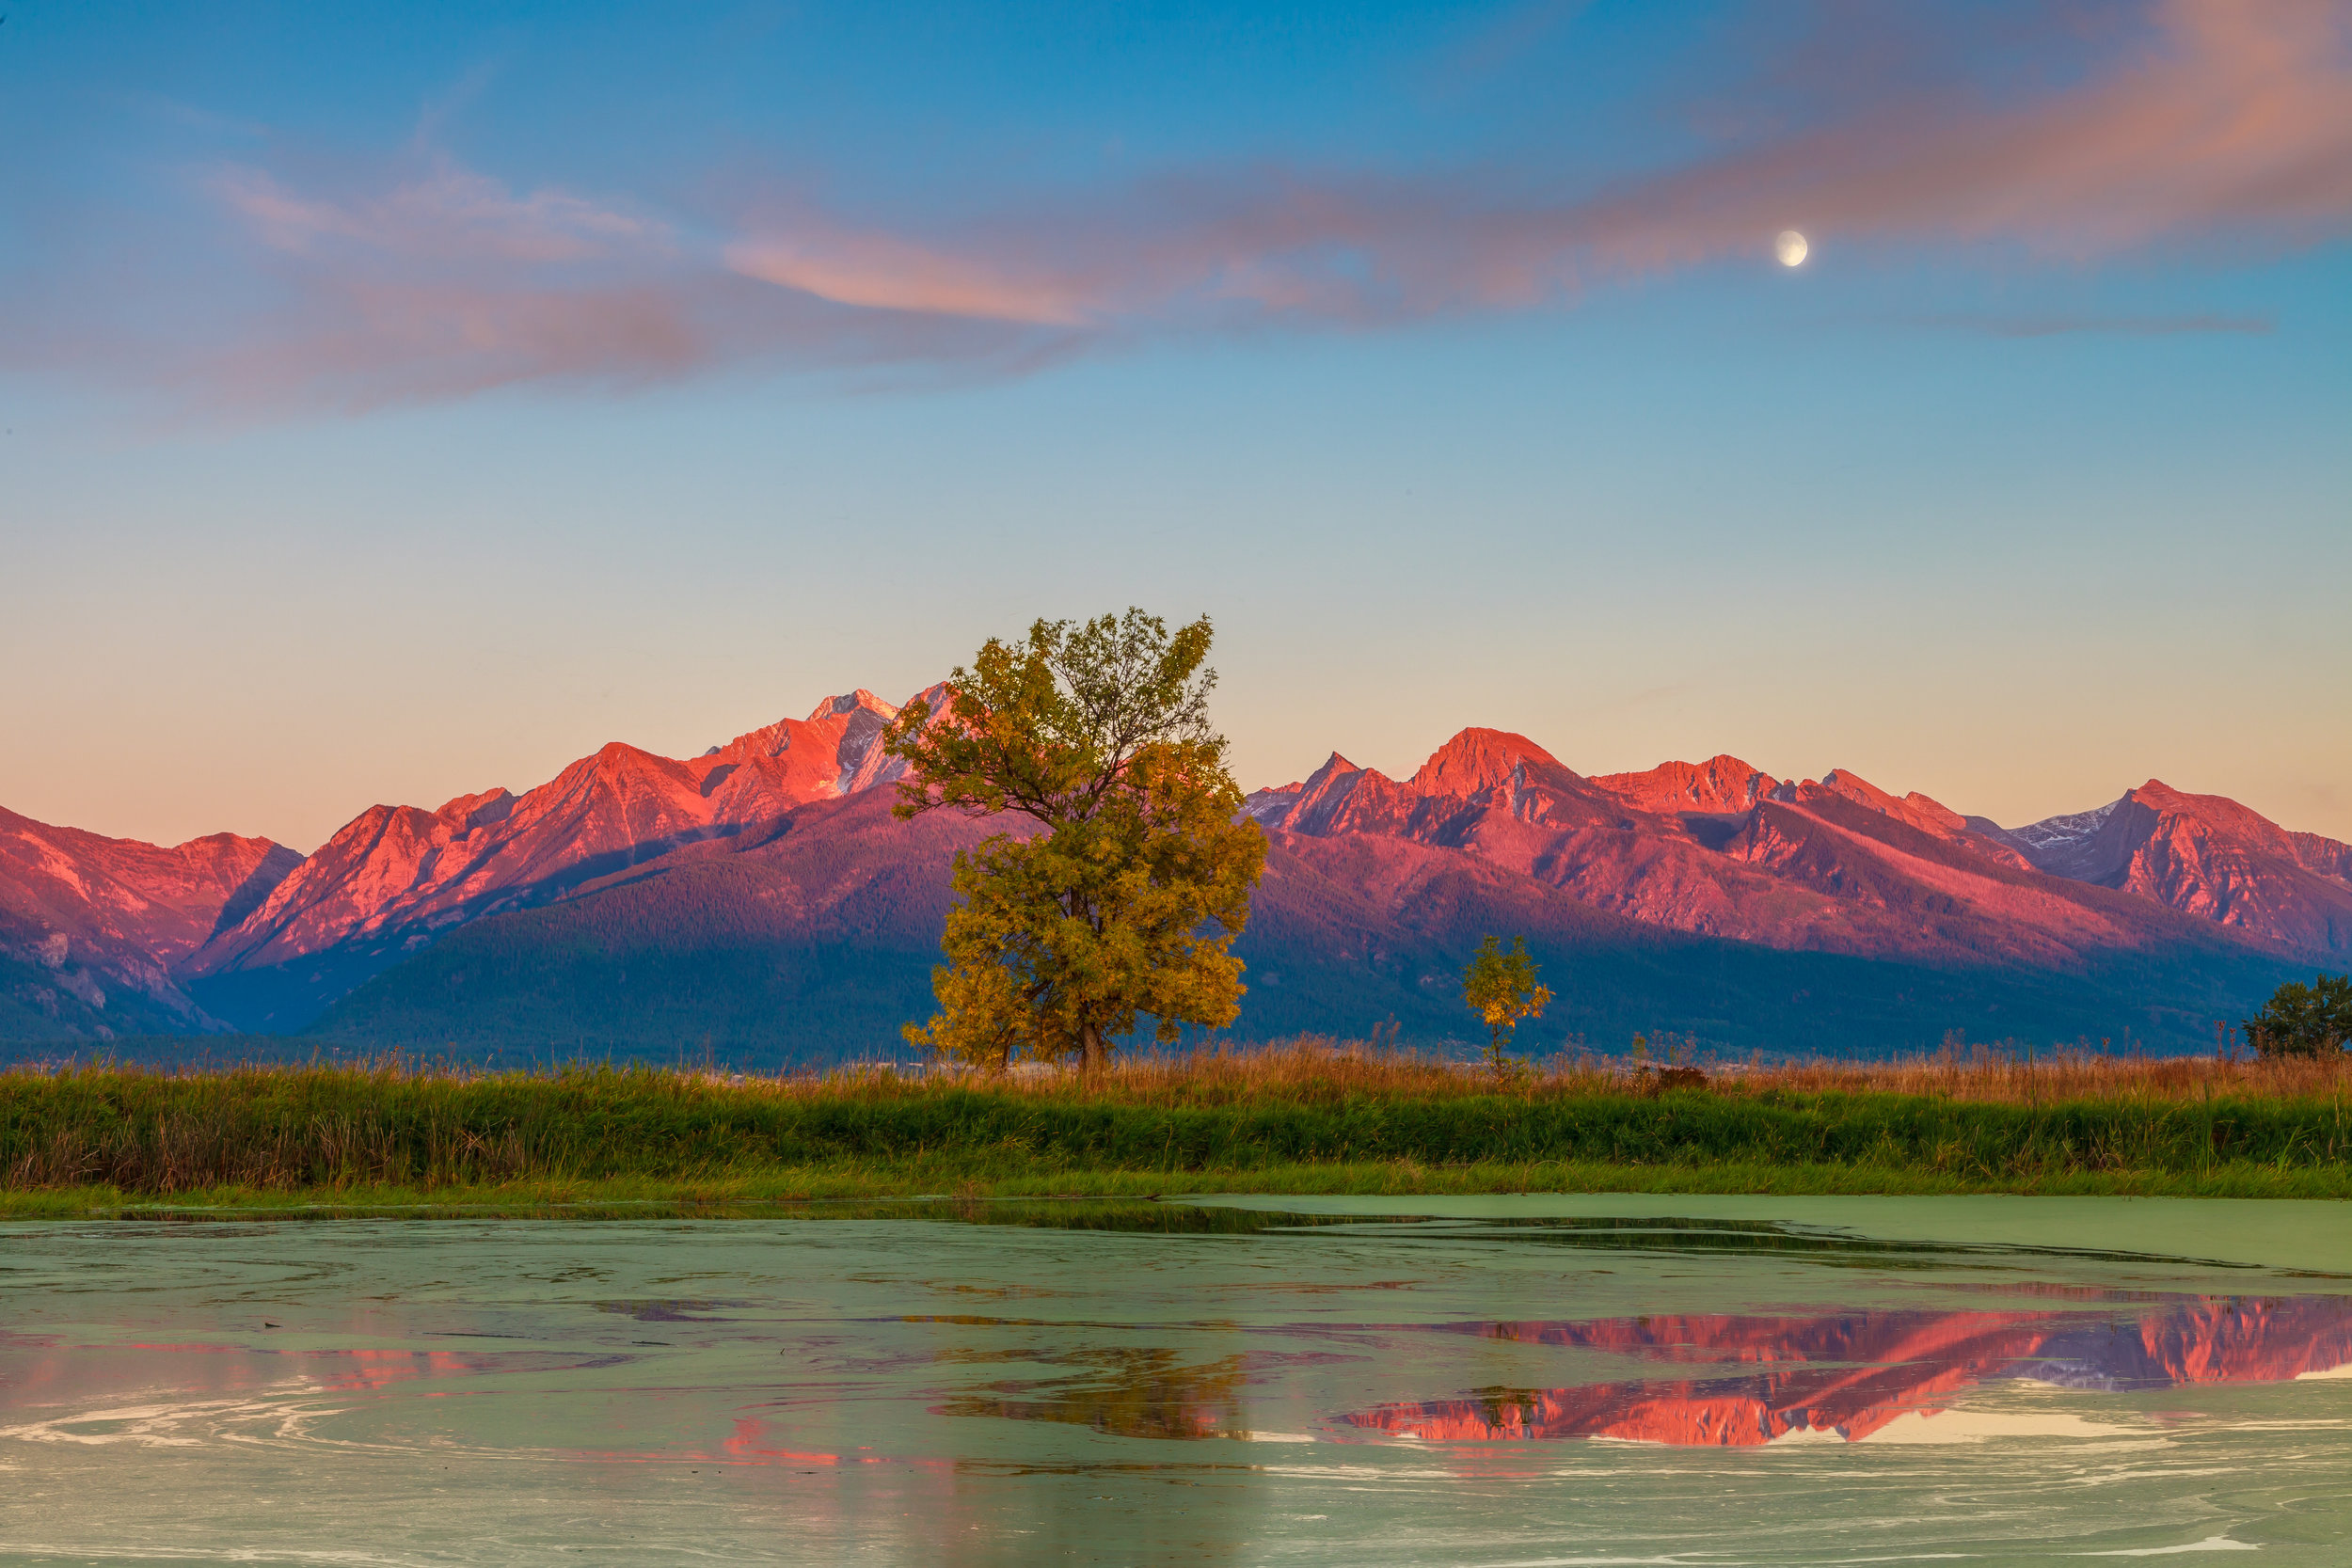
[0,807,300,1029]
[1407,729,1566,798]
[1591,756,1780,816]
[1247,730,2352,970]
[1972,780,2352,956]
[182,689,926,983]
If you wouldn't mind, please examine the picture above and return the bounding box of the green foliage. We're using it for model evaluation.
[6,1062,2352,1202]
[1463,935,1552,1070]
[882,610,1266,1070]
[2245,973,2352,1058]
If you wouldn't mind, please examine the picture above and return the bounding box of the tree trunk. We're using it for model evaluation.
[1080,1022,1105,1073]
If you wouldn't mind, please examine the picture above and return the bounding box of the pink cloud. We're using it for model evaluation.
[1605,0,2352,258]
[723,229,1092,326]
[718,0,2352,329]
[153,163,1076,410]
[13,0,2344,411]
[177,271,1073,413]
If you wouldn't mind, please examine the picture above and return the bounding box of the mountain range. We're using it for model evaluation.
[5,686,2346,1061]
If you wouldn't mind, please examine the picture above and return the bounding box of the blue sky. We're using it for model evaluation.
[3,1,2347,850]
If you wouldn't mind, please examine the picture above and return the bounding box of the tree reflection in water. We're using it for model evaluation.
[935,1347,1252,1439]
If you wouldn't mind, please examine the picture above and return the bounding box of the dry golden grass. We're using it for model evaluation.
[1702,1042,2352,1104]
[22,1036,2346,1112]
[715,1035,2352,1108]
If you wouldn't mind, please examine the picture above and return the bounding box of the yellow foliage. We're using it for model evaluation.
[1463,935,1551,1070]
[884,610,1265,1070]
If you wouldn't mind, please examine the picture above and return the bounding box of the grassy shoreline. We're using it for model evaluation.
[8,1159,2352,1220]
[6,1043,2348,1216]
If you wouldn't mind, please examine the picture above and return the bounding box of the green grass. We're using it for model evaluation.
[5,1052,2349,1215]
[8,1160,2352,1221]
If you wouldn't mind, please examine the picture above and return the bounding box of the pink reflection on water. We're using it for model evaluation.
[1338,1294,2352,1446]
[0,1331,616,1415]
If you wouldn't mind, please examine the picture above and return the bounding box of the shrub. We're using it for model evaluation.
[2244,973,2352,1058]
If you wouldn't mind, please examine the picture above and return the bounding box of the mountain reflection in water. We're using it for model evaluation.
[1341,1294,2352,1446]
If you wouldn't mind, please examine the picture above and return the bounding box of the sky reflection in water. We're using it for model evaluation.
[3,1197,2351,1565]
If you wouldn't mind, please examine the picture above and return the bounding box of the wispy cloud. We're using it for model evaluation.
[1647,0,2352,256]
[13,0,2345,411]
[215,164,667,264]
[723,226,1091,325]
[714,0,2351,330]
[146,162,1075,410]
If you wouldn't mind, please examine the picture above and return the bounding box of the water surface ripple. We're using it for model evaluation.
[3,1196,2348,1565]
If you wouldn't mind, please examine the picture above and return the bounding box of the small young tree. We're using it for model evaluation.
[1463,935,1551,1072]
[2243,973,2352,1058]
[883,609,1266,1071]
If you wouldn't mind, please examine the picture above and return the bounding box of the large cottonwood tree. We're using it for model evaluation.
[882,610,1265,1070]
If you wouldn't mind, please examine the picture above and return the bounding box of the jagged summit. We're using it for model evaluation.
[1409,728,1564,798]
[1958,781,2352,950]
[1999,797,2125,854]
[0,806,301,1033]
[807,689,898,724]
[1810,769,1968,835]
[173,685,937,1013]
[722,689,890,762]
[1304,752,1360,785]
[433,787,516,834]
[1593,755,1778,815]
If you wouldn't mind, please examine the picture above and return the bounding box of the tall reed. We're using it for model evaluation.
[4,1037,2346,1196]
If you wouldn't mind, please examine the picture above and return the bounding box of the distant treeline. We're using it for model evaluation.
[4,1042,2349,1207]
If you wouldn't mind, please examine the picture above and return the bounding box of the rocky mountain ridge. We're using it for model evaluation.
[1246,731,2349,971]
[183,689,917,981]
[4,692,2345,1048]
[0,808,300,1034]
